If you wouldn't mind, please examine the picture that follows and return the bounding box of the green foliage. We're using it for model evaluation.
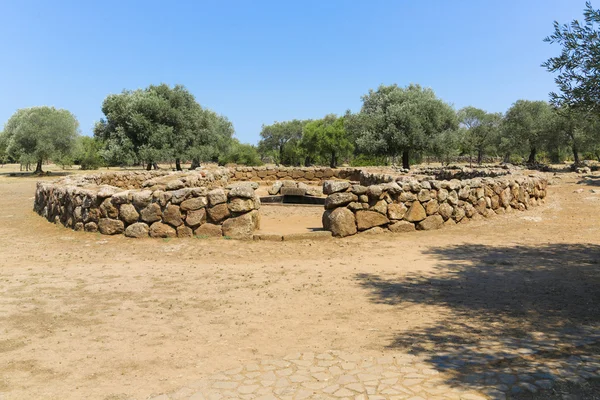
[75,136,105,170]
[218,139,262,166]
[501,100,553,163]
[348,84,457,169]
[2,106,79,173]
[430,128,464,166]
[458,107,502,164]
[94,83,233,169]
[543,2,600,112]
[0,131,8,164]
[349,154,389,167]
[258,119,308,165]
[301,114,353,167]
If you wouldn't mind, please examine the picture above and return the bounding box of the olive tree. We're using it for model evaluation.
[3,106,79,173]
[348,84,457,169]
[458,106,502,164]
[502,100,553,164]
[301,115,353,168]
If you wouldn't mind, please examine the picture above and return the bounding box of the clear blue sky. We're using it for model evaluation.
[0,0,585,144]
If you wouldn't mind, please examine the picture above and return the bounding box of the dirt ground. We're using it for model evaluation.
[0,164,599,399]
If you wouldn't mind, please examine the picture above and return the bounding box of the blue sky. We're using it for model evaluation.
[0,0,585,144]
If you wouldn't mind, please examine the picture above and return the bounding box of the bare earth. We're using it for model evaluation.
[0,166,599,399]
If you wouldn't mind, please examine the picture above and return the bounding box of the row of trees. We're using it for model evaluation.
[0,84,262,172]
[257,85,600,169]
[2,2,600,172]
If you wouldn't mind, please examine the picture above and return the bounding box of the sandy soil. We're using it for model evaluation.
[0,165,599,399]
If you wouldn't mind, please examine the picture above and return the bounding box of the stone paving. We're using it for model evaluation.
[149,325,600,400]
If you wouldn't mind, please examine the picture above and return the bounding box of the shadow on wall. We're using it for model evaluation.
[355,243,600,395]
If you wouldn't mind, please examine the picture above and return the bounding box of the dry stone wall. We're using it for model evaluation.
[34,172,260,239]
[229,166,361,182]
[322,175,548,237]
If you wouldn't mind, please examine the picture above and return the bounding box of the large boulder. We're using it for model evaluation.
[125,222,149,238]
[438,202,454,220]
[355,210,389,231]
[186,209,206,228]
[149,222,177,238]
[176,225,194,238]
[228,198,256,212]
[325,208,357,237]
[323,180,350,195]
[268,181,283,195]
[140,203,162,223]
[194,223,223,237]
[228,185,255,199]
[207,203,230,223]
[132,190,153,208]
[426,199,439,216]
[389,220,416,233]
[324,192,358,210]
[119,203,139,224]
[208,188,227,206]
[387,203,407,220]
[180,196,207,211]
[404,201,427,222]
[100,198,118,219]
[417,215,444,231]
[222,210,259,239]
[163,204,183,227]
[98,218,124,235]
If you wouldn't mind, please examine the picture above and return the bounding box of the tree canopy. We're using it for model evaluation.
[458,106,502,164]
[94,84,233,169]
[543,2,600,112]
[257,119,308,165]
[502,100,553,163]
[2,106,79,173]
[301,115,353,168]
[348,84,457,169]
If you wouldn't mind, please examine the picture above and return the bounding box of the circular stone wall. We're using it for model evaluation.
[33,167,549,239]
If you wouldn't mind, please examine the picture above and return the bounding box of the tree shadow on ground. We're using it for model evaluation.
[0,171,74,178]
[577,175,600,187]
[355,244,600,397]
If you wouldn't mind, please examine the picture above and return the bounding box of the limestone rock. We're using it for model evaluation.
[268,181,283,195]
[163,204,183,227]
[125,222,149,238]
[140,203,162,223]
[100,198,118,219]
[222,210,259,239]
[208,188,227,206]
[350,185,368,195]
[404,201,427,222]
[389,220,416,233]
[132,190,153,208]
[149,222,177,238]
[437,188,448,202]
[84,222,98,232]
[98,218,124,235]
[324,192,358,210]
[426,199,439,215]
[417,215,444,230]
[170,188,191,204]
[228,198,256,212]
[367,185,383,199]
[176,225,194,238]
[452,206,465,222]
[447,190,459,205]
[370,200,388,215]
[166,179,184,190]
[194,223,223,237]
[325,207,357,238]
[180,196,207,211]
[438,202,454,220]
[387,203,407,220]
[119,203,139,224]
[360,227,387,235]
[228,185,255,199]
[347,202,364,211]
[417,189,431,202]
[207,203,230,223]
[323,180,350,195]
[356,210,389,231]
[186,209,206,228]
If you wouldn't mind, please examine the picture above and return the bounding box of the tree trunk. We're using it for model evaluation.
[477,149,483,165]
[330,152,336,168]
[190,159,200,170]
[527,147,537,164]
[146,163,152,171]
[34,159,43,174]
[153,162,159,170]
[279,145,284,166]
[573,145,580,164]
[402,150,410,169]
[175,158,182,171]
